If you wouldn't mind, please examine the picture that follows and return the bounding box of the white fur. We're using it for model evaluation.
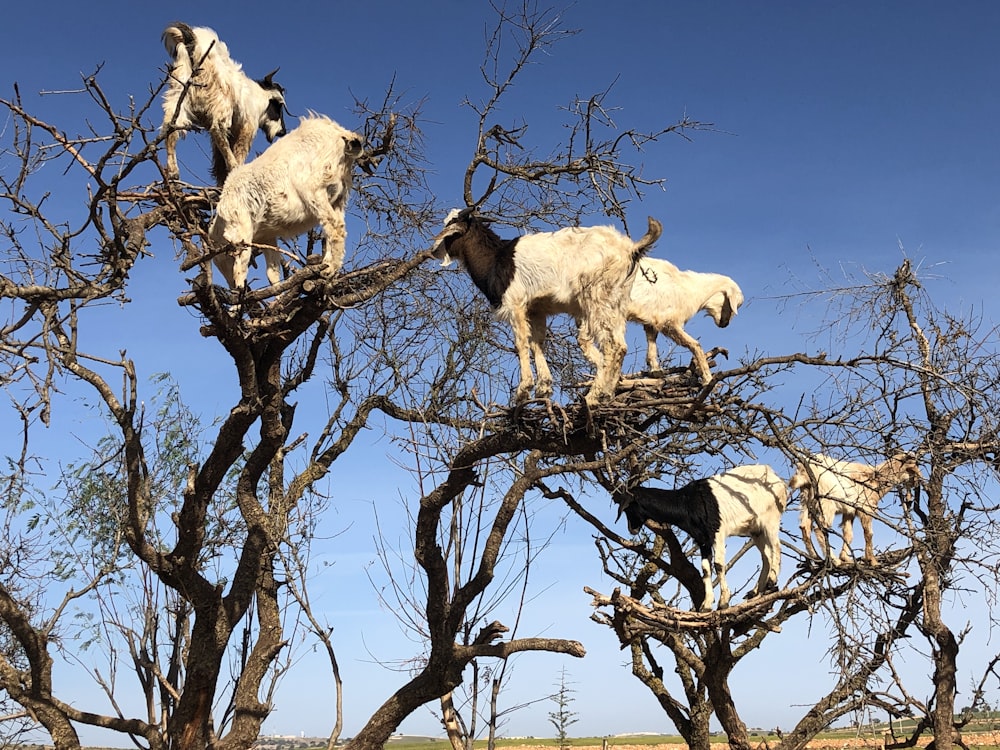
[433,211,661,405]
[628,257,744,384]
[790,453,922,565]
[208,113,364,289]
[161,23,286,184]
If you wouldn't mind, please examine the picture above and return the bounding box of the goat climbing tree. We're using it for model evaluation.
[2,7,1000,750]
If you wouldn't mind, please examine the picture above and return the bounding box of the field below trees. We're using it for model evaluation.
[376,727,1000,750]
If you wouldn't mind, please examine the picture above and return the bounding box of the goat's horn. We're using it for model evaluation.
[446,206,475,225]
[262,68,280,84]
[613,490,632,521]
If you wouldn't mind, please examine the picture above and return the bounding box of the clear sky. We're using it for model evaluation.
[2,0,999,744]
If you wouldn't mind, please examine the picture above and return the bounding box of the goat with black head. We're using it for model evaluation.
[161,22,288,185]
[615,464,787,610]
[432,208,661,405]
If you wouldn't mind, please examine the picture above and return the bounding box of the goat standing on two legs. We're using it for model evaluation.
[161,22,288,185]
[431,209,662,405]
[628,258,744,384]
[790,452,922,566]
[208,113,364,289]
[614,464,787,611]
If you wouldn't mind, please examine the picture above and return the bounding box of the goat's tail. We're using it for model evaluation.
[211,147,231,187]
[629,216,662,269]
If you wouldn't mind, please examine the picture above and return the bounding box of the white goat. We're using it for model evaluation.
[432,209,662,405]
[208,113,364,289]
[615,464,787,610]
[790,452,922,566]
[628,257,744,384]
[161,22,287,185]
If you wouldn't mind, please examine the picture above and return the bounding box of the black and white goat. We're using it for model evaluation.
[615,464,787,610]
[432,209,661,405]
[790,452,922,566]
[208,113,364,289]
[628,258,744,384]
[161,22,287,185]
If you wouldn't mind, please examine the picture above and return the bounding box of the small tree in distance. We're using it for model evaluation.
[548,668,579,749]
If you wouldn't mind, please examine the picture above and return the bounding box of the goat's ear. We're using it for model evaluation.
[431,219,467,264]
[713,294,735,328]
[451,206,476,224]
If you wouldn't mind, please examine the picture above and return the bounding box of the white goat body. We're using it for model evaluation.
[790,452,921,565]
[432,209,661,405]
[161,23,287,184]
[628,257,744,384]
[208,113,364,289]
[617,464,787,610]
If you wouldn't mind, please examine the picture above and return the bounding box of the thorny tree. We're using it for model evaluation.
[578,261,1000,750]
[0,5,706,750]
[3,8,999,750]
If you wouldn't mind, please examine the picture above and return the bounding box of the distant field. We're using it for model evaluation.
[378,725,1000,750]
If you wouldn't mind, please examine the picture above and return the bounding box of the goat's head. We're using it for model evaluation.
[705,279,745,328]
[888,452,923,486]
[256,69,288,142]
[431,207,477,266]
[613,491,644,535]
[343,134,364,160]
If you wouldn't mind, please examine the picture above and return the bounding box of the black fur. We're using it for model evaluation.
[622,478,722,560]
[444,217,518,308]
[175,22,198,64]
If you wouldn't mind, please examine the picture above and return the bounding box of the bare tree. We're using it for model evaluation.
[578,260,1000,750]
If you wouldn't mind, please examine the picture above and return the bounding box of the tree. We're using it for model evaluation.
[3,6,999,750]
[548,668,578,750]
[581,259,1000,750]
[0,4,703,750]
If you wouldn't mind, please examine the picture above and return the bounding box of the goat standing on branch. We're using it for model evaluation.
[431,208,662,405]
[628,258,744,384]
[790,452,922,566]
[161,22,288,185]
[614,464,787,610]
[208,113,364,289]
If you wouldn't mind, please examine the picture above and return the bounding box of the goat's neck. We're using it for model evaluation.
[454,227,518,308]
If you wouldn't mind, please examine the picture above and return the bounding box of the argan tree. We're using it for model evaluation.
[0,5,705,750]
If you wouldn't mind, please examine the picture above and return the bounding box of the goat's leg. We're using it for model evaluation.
[859,512,877,565]
[209,124,241,178]
[318,214,348,275]
[584,314,626,405]
[838,517,856,566]
[699,556,715,611]
[575,316,605,402]
[749,535,779,597]
[664,322,713,384]
[509,310,536,403]
[714,543,730,609]
[643,325,661,371]
[262,246,283,287]
[164,129,182,181]
[230,245,253,291]
[799,511,819,559]
[527,312,554,399]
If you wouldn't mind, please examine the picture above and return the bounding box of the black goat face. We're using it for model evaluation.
[261,94,287,141]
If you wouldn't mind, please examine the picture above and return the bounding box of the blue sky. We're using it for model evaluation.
[3,0,1000,744]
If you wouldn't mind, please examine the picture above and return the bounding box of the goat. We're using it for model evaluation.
[432,208,661,405]
[208,113,364,289]
[614,464,787,610]
[161,22,287,185]
[628,257,744,384]
[790,452,922,566]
